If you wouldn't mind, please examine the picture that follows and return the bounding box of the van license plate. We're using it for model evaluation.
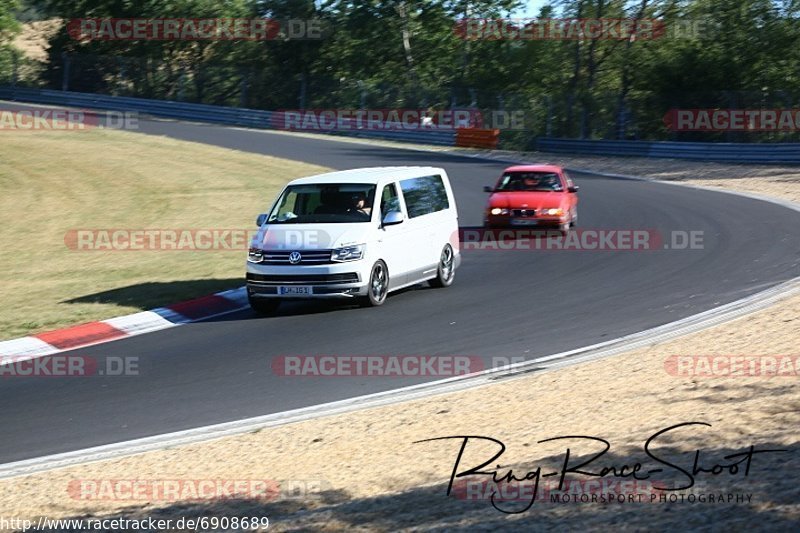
[279,286,313,296]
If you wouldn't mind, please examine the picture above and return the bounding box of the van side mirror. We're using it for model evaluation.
[382,210,404,226]
[256,213,268,227]
[568,186,579,193]
[483,185,494,193]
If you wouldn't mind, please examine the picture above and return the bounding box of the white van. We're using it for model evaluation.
[246,166,460,313]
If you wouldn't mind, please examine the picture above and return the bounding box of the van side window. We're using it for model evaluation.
[380,183,401,218]
[399,175,449,218]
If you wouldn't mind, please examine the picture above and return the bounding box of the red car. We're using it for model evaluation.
[483,165,579,234]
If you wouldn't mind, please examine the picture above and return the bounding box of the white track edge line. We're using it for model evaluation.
[0,289,249,362]
[0,276,798,479]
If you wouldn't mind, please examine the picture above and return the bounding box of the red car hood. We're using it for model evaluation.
[488,191,566,209]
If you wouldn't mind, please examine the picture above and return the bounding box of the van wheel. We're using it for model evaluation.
[249,295,281,315]
[364,260,389,306]
[429,244,455,288]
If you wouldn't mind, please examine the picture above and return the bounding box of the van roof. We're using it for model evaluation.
[288,166,446,186]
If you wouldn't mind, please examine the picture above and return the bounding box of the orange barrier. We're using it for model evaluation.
[455,128,500,149]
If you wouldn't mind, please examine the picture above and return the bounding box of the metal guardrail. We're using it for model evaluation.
[0,86,456,146]
[0,86,275,128]
[339,128,455,145]
[4,87,798,161]
[536,138,800,164]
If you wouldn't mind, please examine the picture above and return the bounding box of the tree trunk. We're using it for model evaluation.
[565,0,585,137]
[615,0,650,139]
[396,1,421,104]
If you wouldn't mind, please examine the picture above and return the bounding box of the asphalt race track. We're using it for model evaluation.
[1,108,799,464]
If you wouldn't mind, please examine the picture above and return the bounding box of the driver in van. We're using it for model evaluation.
[348,192,372,217]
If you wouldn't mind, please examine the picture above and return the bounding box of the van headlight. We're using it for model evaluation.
[248,247,264,262]
[331,244,365,262]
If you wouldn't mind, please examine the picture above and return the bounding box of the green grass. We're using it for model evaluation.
[0,128,330,339]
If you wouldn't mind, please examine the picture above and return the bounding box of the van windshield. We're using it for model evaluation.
[268,183,377,224]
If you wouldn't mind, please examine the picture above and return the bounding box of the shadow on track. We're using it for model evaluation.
[63,279,243,310]
[63,277,434,323]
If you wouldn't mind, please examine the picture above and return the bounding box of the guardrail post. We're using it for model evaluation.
[61,52,71,92]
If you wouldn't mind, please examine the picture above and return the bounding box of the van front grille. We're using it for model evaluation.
[256,250,334,265]
[247,273,360,285]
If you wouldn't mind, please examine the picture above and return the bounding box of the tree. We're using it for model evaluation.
[0,0,20,43]
[19,0,800,142]
[0,0,20,85]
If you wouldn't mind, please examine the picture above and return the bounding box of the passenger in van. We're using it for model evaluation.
[315,188,339,215]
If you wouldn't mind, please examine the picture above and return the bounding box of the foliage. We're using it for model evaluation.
[12,0,800,141]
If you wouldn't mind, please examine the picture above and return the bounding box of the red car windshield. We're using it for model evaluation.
[496,172,563,192]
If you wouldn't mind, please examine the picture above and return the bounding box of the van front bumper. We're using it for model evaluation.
[246,262,369,299]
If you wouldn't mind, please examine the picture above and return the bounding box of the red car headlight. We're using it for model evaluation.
[540,208,564,216]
